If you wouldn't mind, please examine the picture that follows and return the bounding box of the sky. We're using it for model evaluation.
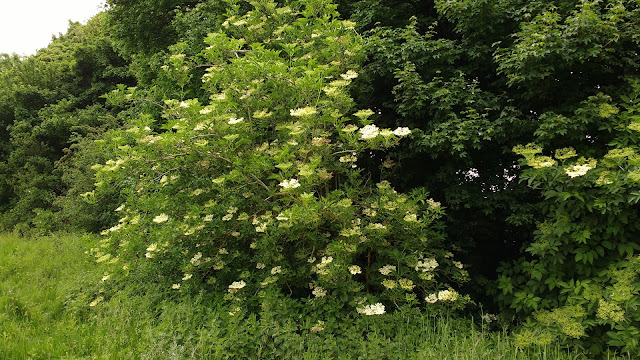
[0,0,106,56]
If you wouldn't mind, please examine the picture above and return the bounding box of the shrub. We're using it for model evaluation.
[91,0,468,317]
[500,85,640,357]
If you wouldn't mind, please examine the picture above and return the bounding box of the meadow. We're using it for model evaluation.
[0,232,605,359]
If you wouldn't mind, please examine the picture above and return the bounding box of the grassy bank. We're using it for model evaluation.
[0,232,590,359]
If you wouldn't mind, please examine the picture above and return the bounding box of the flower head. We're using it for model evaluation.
[398,278,415,291]
[565,158,597,178]
[279,178,301,189]
[437,289,459,302]
[379,264,396,276]
[425,294,438,303]
[312,287,327,298]
[382,279,397,289]
[228,280,246,293]
[359,124,380,140]
[290,107,317,117]
[404,213,418,223]
[393,127,412,137]
[357,303,385,315]
[340,70,358,80]
[354,109,374,120]
[310,320,325,333]
[415,257,438,272]
[153,213,169,223]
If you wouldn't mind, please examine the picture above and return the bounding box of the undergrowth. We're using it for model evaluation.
[0,232,624,359]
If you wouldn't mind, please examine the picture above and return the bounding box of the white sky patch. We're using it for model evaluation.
[0,0,106,56]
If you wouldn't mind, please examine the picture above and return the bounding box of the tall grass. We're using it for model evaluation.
[0,232,613,359]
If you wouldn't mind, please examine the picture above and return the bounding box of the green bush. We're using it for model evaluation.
[499,85,640,357]
[91,0,468,319]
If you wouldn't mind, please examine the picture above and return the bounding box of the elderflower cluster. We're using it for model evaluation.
[290,107,317,117]
[312,286,327,298]
[404,213,419,223]
[310,320,325,333]
[565,158,597,178]
[438,289,459,302]
[382,279,397,289]
[339,154,357,163]
[398,278,415,290]
[340,70,358,80]
[415,257,438,272]
[565,165,594,177]
[356,303,385,315]
[527,156,556,169]
[359,124,380,140]
[425,289,460,304]
[279,178,301,189]
[145,243,158,258]
[153,213,169,223]
[190,252,203,266]
[315,256,333,275]
[228,280,246,293]
[393,127,412,137]
[379,264,396,276]
[348,265,362,275]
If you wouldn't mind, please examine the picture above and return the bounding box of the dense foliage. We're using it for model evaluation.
[0,14,133,232]
[91,0,469,319]
[1,0,639,357]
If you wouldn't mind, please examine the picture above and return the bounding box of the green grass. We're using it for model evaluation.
[0,232,605,359]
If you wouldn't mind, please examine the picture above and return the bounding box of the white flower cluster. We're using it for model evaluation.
[153,213,169,223]
[425,289,459,303]
[564,158,597,178]
[404,213,418,222]
[290,107,317,117]
[315,256,333,275]
[427,199,441,209]
[565,164,595,177]
[527,156,555,168]
[339,154,357,163]
[366,223,386,230]
[190,252,203,266]
[310,320,325,333]
[312,286,327,298]
[359,124,380,140]
[279,178,301,189]
[379,264,396,275]
[357,303,385,315]
[341,70,359,80]
[348,265,362,275]
[145,243,158,258]
[228,117,244,124]
[393,127,411,137]
[415,257,438,272]
[481,313,498,323]
[228,280,246,293]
